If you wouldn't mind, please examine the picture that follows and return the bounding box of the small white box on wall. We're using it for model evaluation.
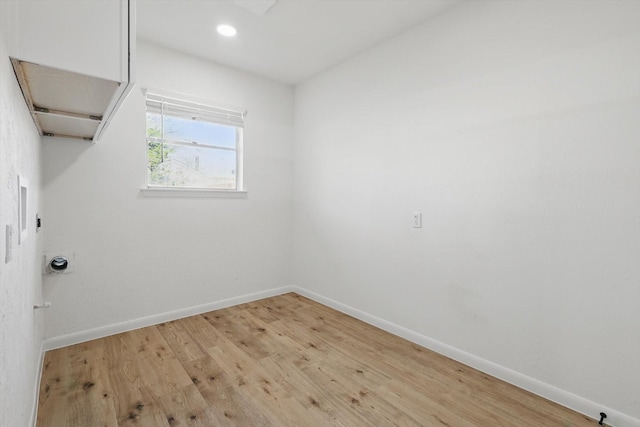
[18,175,28,244]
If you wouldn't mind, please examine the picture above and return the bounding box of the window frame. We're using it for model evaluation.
[144,90,245,193]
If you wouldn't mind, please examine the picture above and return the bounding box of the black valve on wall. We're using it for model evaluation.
[599,412,607,425]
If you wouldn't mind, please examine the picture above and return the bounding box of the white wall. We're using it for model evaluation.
[293,0,640,423]
[0,1,45,425]
[42,40,294,339]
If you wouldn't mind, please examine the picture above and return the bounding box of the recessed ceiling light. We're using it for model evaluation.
[216,24,237,37]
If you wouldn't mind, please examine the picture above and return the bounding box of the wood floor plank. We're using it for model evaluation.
[179,314,223,350]
[239,293,312,323]
[37,341,118,427]
[121,327,193,398]
[101,333,172,426]
[202,306,273,360]
[180,355,275,426]
[153,383,223,426]
[206,342,325,426]
[36,292,599,427]
[157,319,210,362]
[258,357,357,427]
[37,348,71,412]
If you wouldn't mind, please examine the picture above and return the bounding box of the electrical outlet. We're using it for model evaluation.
[412,212,422,228]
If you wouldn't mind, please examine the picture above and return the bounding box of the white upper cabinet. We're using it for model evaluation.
[15,0,130,82]
[9,0,135,142]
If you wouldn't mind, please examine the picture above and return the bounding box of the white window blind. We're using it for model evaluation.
[146,93,245,128]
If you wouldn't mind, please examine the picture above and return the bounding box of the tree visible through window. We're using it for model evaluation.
[146,93,244,190]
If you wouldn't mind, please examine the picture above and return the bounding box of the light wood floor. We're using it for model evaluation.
[37,293,598,426]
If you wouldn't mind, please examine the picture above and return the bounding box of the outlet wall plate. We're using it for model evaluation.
[412,212,422,228]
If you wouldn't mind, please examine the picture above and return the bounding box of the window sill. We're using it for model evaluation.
[140,187,248,198]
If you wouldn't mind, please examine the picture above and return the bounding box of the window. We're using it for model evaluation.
[145,93,244,191]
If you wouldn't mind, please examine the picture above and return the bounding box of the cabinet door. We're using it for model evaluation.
[15,0,128,82]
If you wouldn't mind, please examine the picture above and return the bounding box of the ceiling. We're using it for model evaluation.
[136,0,461,85]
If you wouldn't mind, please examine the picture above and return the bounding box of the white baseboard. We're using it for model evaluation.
[42,286,295,351]
[292,286,640,427]
[30,340,45,427]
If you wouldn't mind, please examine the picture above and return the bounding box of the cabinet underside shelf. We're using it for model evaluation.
[11,58,122,142]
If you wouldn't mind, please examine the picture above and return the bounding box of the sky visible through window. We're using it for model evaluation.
[147,112,238,189]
